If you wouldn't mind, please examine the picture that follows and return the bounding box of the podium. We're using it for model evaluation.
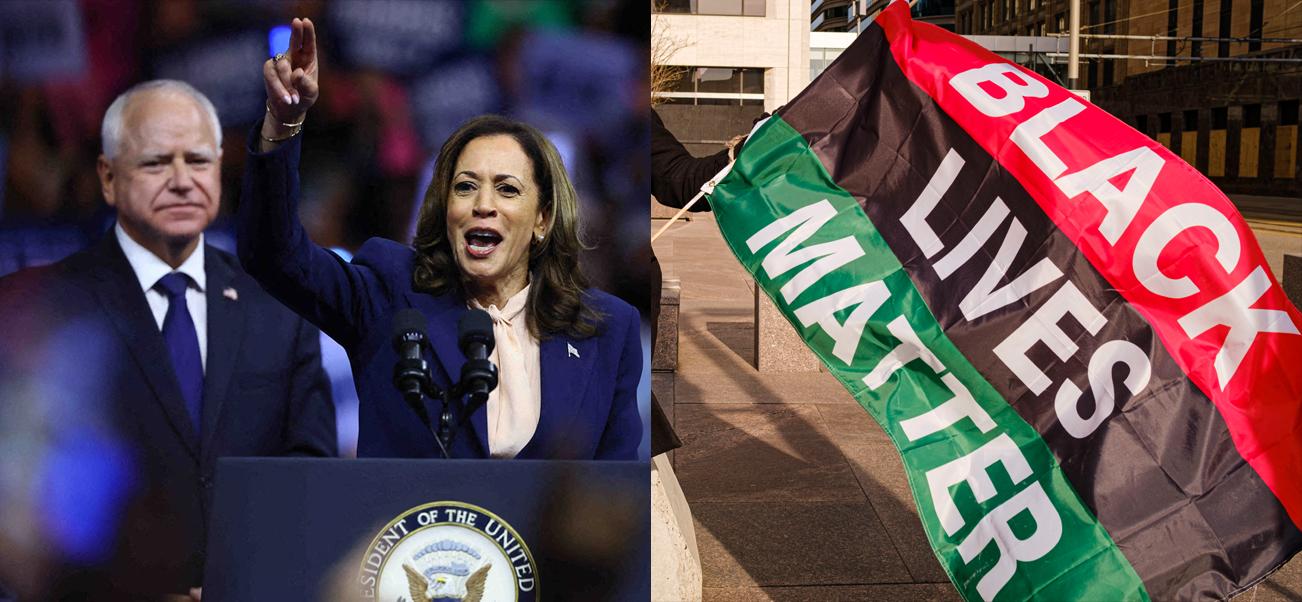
[202,458,649,601]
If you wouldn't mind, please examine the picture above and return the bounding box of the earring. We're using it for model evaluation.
[535,233,545,243]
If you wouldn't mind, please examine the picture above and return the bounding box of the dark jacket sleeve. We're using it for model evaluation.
[651,109,729,212]
[595,301,644,460]
[238,124,386,349]
[283,316,338,457]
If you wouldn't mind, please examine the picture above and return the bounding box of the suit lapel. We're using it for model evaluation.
[199,250,245,456]
[521,333,598,458]
[85,235,200,459]
[404,290,490,455]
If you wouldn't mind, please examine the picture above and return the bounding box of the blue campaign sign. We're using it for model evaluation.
[152,32,268,127]
[268,25,291,57]
[515,32,640,139]
[0,1,87,82]
[408,56,502,151]
[328,0,463,75]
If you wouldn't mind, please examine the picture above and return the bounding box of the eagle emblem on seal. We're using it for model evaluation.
[399,539,491,602]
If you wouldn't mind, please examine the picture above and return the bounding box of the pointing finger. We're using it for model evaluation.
[301,18,317,64]
[288,17,302,55]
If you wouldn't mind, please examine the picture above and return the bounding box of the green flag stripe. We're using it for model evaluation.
[708,115,1148,602]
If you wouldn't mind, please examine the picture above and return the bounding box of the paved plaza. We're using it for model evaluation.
[652,201,1302,601]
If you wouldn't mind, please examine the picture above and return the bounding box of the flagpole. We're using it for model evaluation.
[651,189,707,243]
[651,154,739,243]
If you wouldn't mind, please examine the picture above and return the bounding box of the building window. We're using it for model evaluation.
[1155,115,1173,147]
[1167,0,1179,59]
[1209,108,1228,176]
[823,5,850,19]
[1250,0,1265,52]
[1276,100,1298,179]
[1191,0,1205,58]
[1242,105,1262,178]
[1245,104,1262,128]
[655,0,765,16]
[1282,100,1299,126]
[656,66,766,106]
[1217,0,1231,57]
[811,49,825,79]
[1180,110,1200,165]
[657,0,692,13]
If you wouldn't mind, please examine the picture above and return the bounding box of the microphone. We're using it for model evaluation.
[457,309,498,408]
[391,309,433,427]
[459,309,495,360]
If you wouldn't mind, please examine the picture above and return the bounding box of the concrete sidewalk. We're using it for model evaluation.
[652,213,1302,601]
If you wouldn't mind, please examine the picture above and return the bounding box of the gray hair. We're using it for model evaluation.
[101,80,223,160]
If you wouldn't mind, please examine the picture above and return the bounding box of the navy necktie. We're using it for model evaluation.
[155,272,203,435]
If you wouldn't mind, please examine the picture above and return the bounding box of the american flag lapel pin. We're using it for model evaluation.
[567,342,580,359]
[223,287,238,301]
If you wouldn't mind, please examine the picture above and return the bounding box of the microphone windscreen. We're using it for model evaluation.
[392,308,428,342]
[458,309,495,355]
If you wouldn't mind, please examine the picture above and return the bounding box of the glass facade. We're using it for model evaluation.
[810,48,837,81]
[912,0,956,19]
[656,0,765,16]
[658,66,766,105]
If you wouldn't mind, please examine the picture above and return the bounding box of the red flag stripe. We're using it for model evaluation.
[874,1,1302,526]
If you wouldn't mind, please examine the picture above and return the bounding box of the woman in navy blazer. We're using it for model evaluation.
[237,18,641,460]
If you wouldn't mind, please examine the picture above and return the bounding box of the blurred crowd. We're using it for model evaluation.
[1,0,649,257]
[0,0,651,596]
[0,0,652,450]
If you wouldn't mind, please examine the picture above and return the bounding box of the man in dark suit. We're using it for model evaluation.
[0,80,336,599]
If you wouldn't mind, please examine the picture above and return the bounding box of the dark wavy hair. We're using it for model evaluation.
[411,115,599,339]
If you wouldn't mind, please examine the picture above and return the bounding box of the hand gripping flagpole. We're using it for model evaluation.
[651,161,734,243]
[651,116,770,243]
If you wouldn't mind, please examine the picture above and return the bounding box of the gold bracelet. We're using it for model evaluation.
[265,101,306,128]
[260,124,302,144]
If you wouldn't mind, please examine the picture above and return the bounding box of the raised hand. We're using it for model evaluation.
[261,17,318,143]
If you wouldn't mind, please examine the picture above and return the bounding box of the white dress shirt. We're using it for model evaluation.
[471,284,541,458]
[115,223,208,371]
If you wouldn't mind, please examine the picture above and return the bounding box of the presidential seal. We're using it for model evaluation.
[359,501,537,601]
